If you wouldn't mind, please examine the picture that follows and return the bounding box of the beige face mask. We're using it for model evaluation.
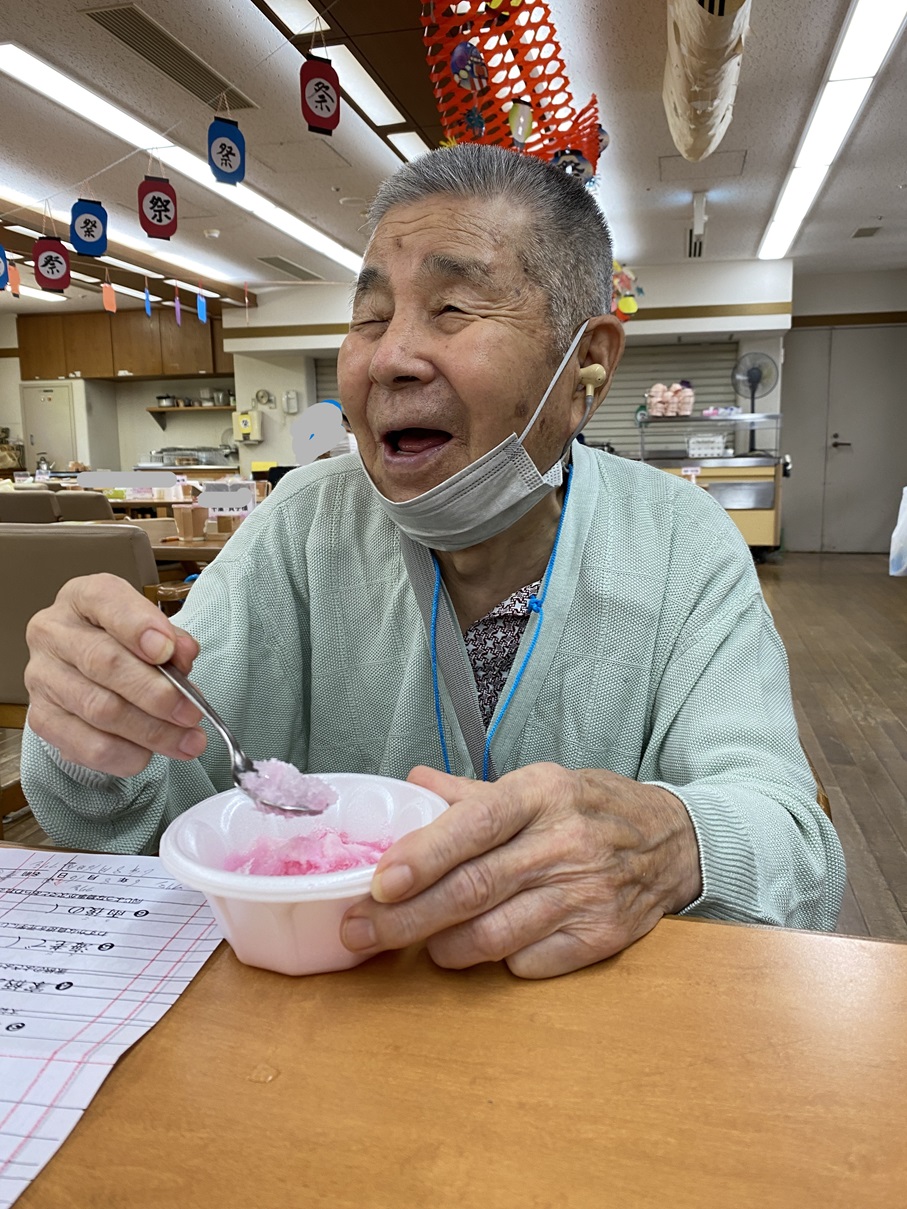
[360,322,592,551]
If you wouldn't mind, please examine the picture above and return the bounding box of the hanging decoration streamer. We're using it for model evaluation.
[70,198,108,256]
[0,245,8,291]
[174,285,182,326]
[138,176,178,240]
[32,238,71,292]
[421,3,599,170]
[144,278,152,318]
[300,57,340,135]
[102,281,117,313]
[208,117,246,185]
[197,289,208,324]
[8,263,21,297]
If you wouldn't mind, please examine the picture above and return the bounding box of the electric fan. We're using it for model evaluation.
[731,352,779,452]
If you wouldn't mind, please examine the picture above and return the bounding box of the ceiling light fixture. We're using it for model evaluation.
[0,43,362,274]
[5,224,43,238]
[111,283,163,302]
[386,132,433,162]
[759,0,907,259]
[99,255,166,279]
[325,45,404,127]
[14,284,68,302]
[264,1,326,36]
[164,278,221,298]
[69,270,101,283]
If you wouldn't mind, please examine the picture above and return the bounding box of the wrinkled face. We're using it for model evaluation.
[337,195,587,501]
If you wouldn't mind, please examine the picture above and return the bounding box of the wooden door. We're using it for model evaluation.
[63,312,114,378]
[111,310,163,377]
[16,315,67,380]
[210,316,233,374]
[160,309,214,375]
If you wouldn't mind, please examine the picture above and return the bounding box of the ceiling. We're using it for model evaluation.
[1,0,906,316]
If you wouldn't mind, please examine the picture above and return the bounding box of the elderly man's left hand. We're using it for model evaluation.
[340,763,702,979]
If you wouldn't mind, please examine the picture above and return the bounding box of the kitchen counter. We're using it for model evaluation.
[133,463,241,478]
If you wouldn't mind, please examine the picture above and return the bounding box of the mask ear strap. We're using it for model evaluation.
[518,320,589,444]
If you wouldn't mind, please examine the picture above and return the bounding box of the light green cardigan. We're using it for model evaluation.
[23,443,846,929]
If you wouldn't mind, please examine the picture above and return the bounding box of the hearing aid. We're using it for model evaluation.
[578,363,607,401]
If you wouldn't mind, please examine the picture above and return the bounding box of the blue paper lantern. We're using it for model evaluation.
[0,245,8,291]
[70,198,108,256]
[208,118,246,185]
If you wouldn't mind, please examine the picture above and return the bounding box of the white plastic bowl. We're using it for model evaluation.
[159,773,448,976]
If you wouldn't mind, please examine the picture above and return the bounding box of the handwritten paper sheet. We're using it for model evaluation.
[0,848,221,1209]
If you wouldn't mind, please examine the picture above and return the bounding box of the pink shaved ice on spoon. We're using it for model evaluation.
[239,760,338,814]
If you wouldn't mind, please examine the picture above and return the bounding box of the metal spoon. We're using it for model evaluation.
[158,661,324,816]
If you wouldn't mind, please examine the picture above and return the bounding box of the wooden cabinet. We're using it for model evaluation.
[62,312,114,378]
[160,308,214,376]
[111,310,163,377]
[211,316,233,374]
[16,315,67,380]
[15,311,229,381]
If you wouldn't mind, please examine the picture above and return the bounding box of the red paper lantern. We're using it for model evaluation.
[300,57,340,135]
[138,176,178,240]
[32,238,71,291]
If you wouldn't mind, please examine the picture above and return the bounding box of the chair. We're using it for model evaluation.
[0,523,191,837]
[0,491,60,523]
[55,491,117,521]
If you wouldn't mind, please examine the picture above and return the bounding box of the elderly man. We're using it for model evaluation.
[22,145,845,979]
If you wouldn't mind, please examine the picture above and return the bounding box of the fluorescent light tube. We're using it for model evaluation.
[70,270,101,283]
[796,78,872,167]
[0,44,362,274]
[4,250,23,260]
[111,282,162,301]
[98,255,165,279]
[164,278,220,298]
[16,284,67,302]
[327,45,404,126]
[830,0,907,80]
[387,132,433,161]
[758,165,830,259]
[262,1,324,34]
[5,224,43,238]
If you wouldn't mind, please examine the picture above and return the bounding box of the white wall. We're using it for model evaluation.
[627,259,793,339]
[794,269,907,315]
[222,285,351,355]
[231,353,317,475]
[0,314,22,438]
[114,376,236,470]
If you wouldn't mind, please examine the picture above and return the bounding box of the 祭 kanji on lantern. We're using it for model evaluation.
[70,198,108,256]
[0,245,8,291]
[208,117,246,185]
[301,57,340,136]
[32,238,71,291]
[138,176,178,240]
[507,98,533,150]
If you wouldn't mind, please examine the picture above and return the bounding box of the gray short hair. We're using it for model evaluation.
[367,144,613,354]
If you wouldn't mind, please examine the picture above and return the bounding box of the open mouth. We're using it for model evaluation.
[383,428,452,456]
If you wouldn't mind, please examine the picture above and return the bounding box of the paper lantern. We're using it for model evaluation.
[422,1,599,168]
[208,117,245,185]
[551,148,594,183]
[507,98,533,150]
[138,176,178,240]
[70,198,108,256]
[301,57,340,135]
[0,245,8,291]
[33,238,70,291]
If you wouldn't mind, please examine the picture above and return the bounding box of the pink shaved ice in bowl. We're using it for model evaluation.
[159,773,448,976]
[239,760,338,814]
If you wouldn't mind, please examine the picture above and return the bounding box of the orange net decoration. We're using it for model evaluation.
[421,1,599,169]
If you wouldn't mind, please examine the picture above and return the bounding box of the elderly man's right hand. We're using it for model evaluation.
[25,573,206,777]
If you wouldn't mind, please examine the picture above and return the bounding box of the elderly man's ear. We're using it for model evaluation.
[576,313,626,412]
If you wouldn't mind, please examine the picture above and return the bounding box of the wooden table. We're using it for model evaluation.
[6,869,905,1209]
[121,518,233,567]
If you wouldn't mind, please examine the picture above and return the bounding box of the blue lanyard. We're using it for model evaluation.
[430,464,574,781]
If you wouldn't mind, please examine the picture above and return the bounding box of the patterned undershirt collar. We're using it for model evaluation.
[463,581,542,728]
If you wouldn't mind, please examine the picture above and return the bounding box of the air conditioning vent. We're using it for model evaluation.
[257,256,324,282]
[686,229,705,259]
[851,226,880,238]
[85,5,256,111]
